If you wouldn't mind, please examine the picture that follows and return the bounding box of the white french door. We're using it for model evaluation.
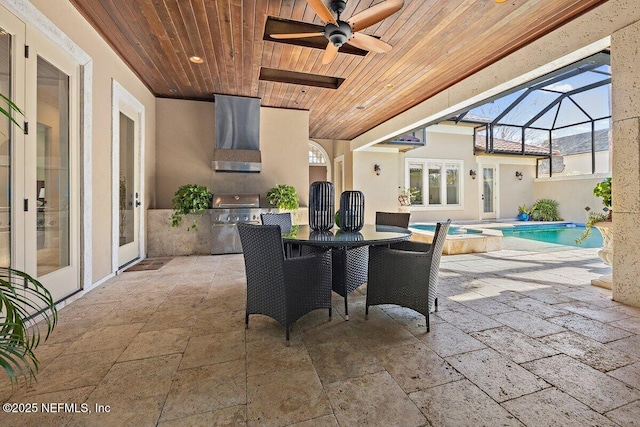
[480,165,497,220]
[1,3,80,303]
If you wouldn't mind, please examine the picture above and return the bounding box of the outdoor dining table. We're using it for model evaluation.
[282,224,412,319]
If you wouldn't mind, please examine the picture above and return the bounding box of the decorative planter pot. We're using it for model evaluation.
[591,221,613,290]
[398,205,410,213]
[517,212,529,221]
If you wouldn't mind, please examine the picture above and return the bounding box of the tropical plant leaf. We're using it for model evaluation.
[0,267,57,384]
[0,93,25,130]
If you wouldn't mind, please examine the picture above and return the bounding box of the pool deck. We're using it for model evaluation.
[409,221,580,255]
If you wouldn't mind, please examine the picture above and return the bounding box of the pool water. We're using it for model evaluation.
[411,223,603,248]
[497,223,603,248]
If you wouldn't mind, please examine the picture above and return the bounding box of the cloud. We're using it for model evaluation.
[544,83,574,92]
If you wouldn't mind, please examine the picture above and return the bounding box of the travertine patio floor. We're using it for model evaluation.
[2,243,640,426]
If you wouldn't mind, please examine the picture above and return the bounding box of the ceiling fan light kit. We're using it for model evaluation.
[270,0,404,64]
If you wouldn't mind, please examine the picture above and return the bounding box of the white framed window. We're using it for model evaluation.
[405,158,463,209]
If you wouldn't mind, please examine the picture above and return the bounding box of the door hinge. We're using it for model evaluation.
[24,45,29,58]
[23,199,28,211]
[23,121,28,135]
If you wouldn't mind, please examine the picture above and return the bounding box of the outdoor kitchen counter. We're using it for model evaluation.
[146,208,308,257]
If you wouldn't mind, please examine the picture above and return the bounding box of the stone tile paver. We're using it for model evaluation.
[522,355,640,413]
[446,348,550,403]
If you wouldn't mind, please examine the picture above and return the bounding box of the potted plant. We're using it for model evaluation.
[529,199,563,221]
[0,94,58,384]
[119,175,127,243]
[398,187,419,212]
[266,184,299,210]
[170,184,212,231]
[517,204,530,221]
[576,177,612,244]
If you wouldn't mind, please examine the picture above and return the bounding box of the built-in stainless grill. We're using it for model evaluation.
[211,193,273,254]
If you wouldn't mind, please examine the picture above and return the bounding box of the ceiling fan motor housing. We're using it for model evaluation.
[330,0,347,15]
[325,20,352,47]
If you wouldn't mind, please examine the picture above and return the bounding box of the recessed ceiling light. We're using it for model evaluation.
[190,56,204,64]
[169,89,177,94]
[301,89,306,93]
[495,0,507,2]
[356,105,365,110]
[385,83,395,90]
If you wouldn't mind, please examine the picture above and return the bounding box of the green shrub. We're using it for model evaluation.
[593,177,611,209]
[529,199,563,221]
[266,184,299,210]
[170,184,212,231]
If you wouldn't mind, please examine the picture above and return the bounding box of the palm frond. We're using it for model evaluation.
[0,93,24,129]
[0,267,57,384]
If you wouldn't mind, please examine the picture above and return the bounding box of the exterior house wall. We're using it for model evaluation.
[155,99,310,208]
[496,163,537,219]
[28,0,157,283]
[352,150,399,224]
[534,175,611,223]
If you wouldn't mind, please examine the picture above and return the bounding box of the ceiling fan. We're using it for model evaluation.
[270,0,404,65]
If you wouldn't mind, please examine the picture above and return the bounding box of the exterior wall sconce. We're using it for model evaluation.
[374,164,381,175]
[469,169,477,179]
[515,171,523,180]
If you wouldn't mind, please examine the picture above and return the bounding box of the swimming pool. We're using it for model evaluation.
[410,222,603,249]
[496,223,603,248]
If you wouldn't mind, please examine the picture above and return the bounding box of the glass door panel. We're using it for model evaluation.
[482,166,496,219]
[119,113,135,247]
[36,57,70,277]
[117,109,140,268]
[0,27,11,268]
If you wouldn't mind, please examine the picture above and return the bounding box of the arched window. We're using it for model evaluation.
[308,141,332,183]
[309,143,326,164]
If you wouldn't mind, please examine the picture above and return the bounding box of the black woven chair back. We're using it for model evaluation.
[237,224,287,319]
[309,181,335,231]
[338,191,365,232]
[375,211,410,228]
[261,212,292,232]
[428,220,450,310]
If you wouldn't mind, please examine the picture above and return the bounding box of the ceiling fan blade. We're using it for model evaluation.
[305,0,338,25]
[322,43,339,65]
[349,0,404,32]
[270,32,325,39]
[347,32,392,53]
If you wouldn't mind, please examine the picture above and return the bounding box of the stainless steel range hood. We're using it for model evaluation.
[213,94,262,172]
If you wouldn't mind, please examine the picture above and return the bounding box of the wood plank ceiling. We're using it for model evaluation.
[69,0,607,140]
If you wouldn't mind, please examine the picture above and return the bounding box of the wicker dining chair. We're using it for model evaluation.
[365,220,450,332]
[375,211,410,229]
[260,212,292,232]
[237,224,332,345]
